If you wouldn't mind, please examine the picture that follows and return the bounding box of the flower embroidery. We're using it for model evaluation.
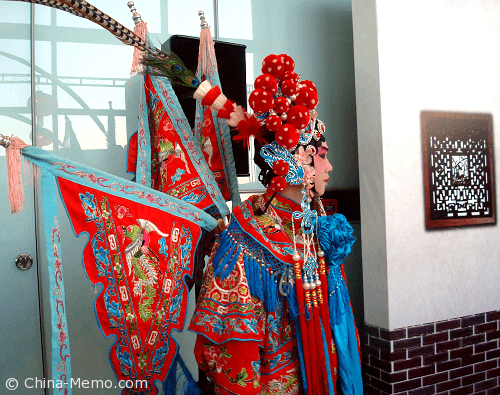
[163,121,175,132]
[267,315,280,335]
[302,164,316,201]
[293,145,315,166]
[87,173,97,183]
[114,204,132,219]
[302,164,315,185]
[145,193,155,203]
[203,116,213,128]
[204,346,228,374]
[170,168,185,184]
[58,331,67,344]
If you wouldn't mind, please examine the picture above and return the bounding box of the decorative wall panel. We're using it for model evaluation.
[421,111,495,229]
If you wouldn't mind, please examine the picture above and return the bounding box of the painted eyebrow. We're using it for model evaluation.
[317,147,329,154]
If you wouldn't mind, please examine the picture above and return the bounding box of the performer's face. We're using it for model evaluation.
[313,142,332,196]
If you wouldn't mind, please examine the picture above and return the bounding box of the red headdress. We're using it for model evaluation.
[193,54,325,194]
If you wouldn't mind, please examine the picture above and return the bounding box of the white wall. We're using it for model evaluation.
[353,0,500,330]
[352,0,390,329]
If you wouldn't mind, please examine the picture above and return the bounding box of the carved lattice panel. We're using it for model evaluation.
[422,111,495,228]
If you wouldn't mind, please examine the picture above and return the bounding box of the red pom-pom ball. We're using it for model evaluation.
[273,97,290,114]
[273,159,289,176]
[280,79,298,96]
[286,105,311,129]
[248,89,274,113]
[275,124,300,150]
[265,114,282,132]
[279,54,295,72]
[261,54,285,79]
[300,80,317,93]
[295,87,318,110]
[269,176,287,192]
[282,71,300,83]
[254,74,278,94]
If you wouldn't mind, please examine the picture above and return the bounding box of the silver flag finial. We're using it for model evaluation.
[198,10,209,29]
[128,1,144,25]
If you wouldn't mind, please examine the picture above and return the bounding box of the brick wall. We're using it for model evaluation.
[363,310,500,395]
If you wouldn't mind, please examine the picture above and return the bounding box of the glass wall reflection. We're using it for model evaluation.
[33,3,133,159]
[0,2,32,154]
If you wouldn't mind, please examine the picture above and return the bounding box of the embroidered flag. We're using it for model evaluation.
[128,73,230,220]
[20,146,218,395]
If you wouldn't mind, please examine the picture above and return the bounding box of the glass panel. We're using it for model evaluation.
[0,2,44,393]
[218,0,253,40]
[33,3,137,394]
[168,0,214,36]
[0,37,33,147]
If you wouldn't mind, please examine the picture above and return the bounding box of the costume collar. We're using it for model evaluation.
[265,188,317,236]
[265,188,302,218]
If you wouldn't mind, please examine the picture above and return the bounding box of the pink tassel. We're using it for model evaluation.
[130,21,148,75]
[128,3,149,75]
[5,137,30,214]
[197,23,218,81]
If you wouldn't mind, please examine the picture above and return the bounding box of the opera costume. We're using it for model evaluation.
[2,1,363,392]
[190,55,364,395]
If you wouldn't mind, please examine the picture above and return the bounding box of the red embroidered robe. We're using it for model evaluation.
[189,191,348,394]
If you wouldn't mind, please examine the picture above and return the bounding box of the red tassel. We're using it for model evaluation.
[304,291,322,395]
[312,292,329,394]
[232,113,265,149]
[293,261,313,393]
[318,256,337,384]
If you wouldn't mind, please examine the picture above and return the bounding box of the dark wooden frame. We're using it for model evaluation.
[421,111,496,229]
